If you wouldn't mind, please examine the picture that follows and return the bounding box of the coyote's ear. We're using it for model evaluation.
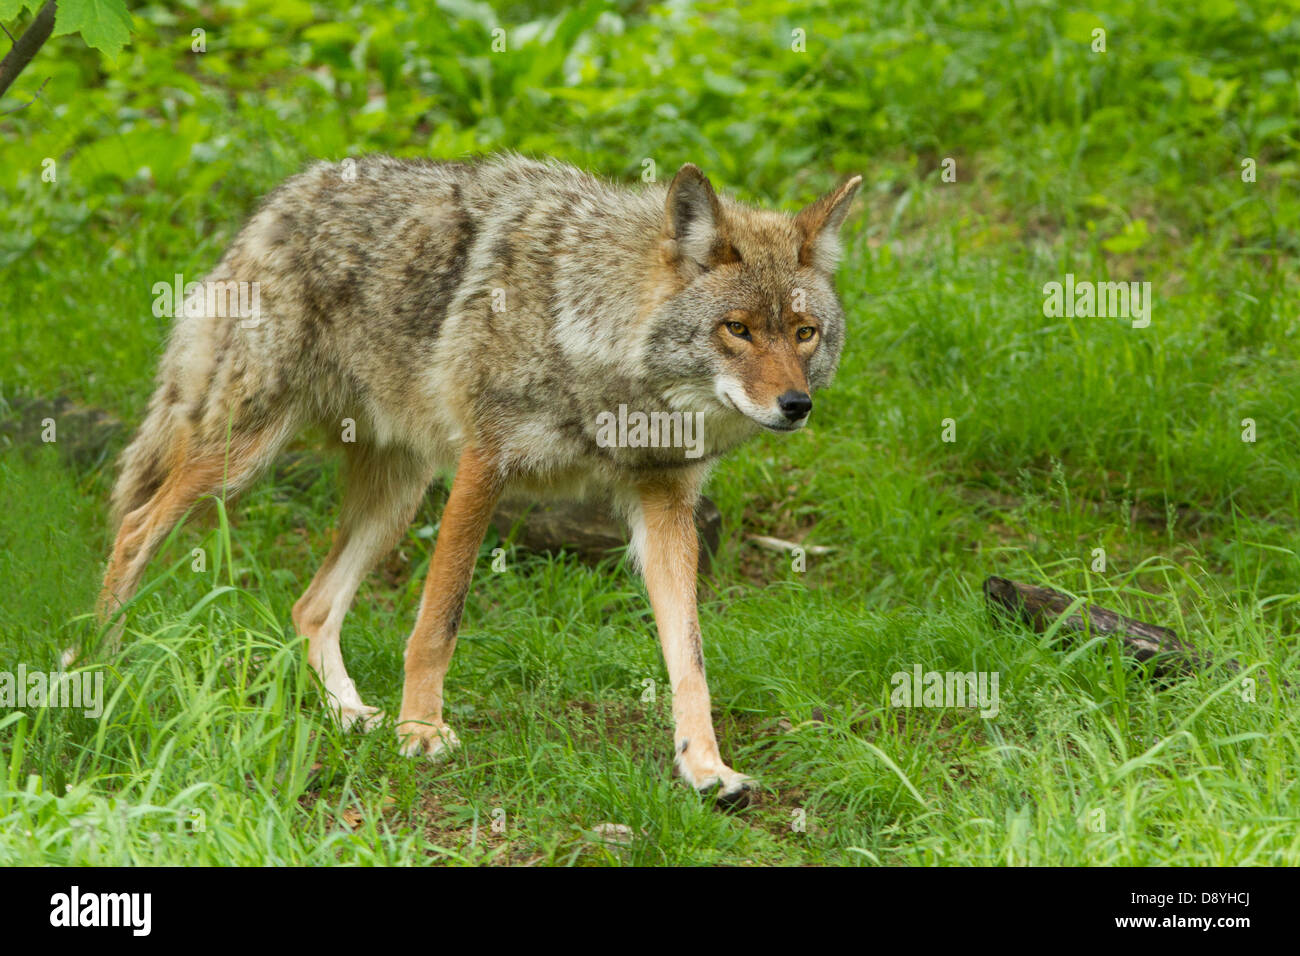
[665,163,724,268]
[794,174,862,273]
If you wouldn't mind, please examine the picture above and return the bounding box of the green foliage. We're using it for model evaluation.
[52,0,133,56]
[0,0,36,18]
[0,0,133,56]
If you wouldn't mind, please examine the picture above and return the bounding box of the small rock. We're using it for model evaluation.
[590,823,634,846]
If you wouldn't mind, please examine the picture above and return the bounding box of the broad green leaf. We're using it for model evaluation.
[0,1,44,21]
[52,0,132,56]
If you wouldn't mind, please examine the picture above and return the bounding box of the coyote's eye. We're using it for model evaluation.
[796,326,817,342]
[725,320,751,339]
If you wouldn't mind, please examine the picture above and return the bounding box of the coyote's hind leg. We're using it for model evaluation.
[293,443,435,731]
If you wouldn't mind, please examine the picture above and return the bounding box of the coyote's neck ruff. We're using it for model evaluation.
[98,155,860,806]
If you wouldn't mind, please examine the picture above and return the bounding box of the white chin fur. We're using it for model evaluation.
[715,377,801,431]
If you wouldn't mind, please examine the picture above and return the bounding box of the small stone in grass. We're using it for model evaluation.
[591,823,634,846]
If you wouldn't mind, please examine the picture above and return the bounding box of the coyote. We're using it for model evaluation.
[95,155,860,806]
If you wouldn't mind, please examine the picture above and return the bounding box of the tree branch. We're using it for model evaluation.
[1,74,47,113]
[0,1,57,102]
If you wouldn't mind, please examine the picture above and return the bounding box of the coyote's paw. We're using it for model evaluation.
[678,758,756,810]
[397,722,461,762]
[696,770,756,811]
[321,677,385,733]
[339,704,386,733]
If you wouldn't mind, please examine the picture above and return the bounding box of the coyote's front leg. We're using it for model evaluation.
[398,445,503,759]
[636,479,754,807]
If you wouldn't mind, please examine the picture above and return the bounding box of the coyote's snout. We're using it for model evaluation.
[91,154,860,807]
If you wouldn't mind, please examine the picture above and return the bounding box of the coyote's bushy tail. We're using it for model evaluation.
[108,385,185,533]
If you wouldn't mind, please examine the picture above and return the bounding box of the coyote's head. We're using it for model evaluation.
[645,164,861,435]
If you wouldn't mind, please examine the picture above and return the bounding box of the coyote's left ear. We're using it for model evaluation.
[795,175,862,273]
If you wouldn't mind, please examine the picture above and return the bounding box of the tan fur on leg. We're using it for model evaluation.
[397,445,503,759]
[636,477,753,805]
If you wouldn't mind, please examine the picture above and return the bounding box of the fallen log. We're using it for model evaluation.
[492,495,722,573]
[0,393,124,470]
[270,449,724,570]
[982,576,1236,680]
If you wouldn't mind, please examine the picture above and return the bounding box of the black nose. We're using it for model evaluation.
[778,390,812,422]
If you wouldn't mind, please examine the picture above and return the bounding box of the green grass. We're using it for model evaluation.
[1,0,1298,865]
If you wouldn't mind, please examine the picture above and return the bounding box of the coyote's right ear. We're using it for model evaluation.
[664,164,726,269]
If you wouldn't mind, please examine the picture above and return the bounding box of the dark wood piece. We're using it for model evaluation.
[982,575,1235,679]
[492,495,722,572]
[0,1,57,102]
